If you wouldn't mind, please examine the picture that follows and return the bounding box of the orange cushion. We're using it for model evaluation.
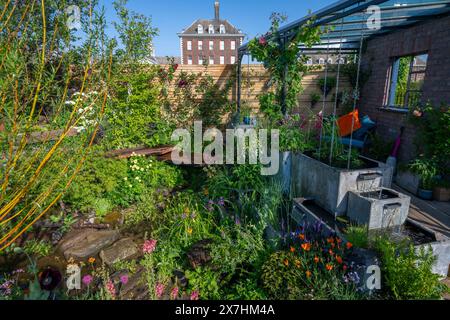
[337,110,362,137]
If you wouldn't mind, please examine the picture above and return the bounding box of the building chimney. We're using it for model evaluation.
[214,1,220,20]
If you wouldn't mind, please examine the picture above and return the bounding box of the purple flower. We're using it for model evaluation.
[12,269,25,275]
[82,275,94,286]
[218,197,225,206]
[120,275,129,285]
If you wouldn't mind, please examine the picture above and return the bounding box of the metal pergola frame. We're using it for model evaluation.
[236,0,450,111]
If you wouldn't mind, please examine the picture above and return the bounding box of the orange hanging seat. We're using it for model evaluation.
[337,110,362,137]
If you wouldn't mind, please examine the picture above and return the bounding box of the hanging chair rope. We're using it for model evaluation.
[347,13,366,170]
[329,16,346,166]
[317,30,331,159]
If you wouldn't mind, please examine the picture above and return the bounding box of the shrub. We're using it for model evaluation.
[374,237,448,300]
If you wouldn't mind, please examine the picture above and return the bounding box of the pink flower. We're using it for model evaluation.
[82,275,93,286]
[190,290,199,301]
[170,286,179,300]
[259,36,267,45]
[106,279,116,298]
[143,240,157,254]
[155,283,165,298]
[120,275,129,285]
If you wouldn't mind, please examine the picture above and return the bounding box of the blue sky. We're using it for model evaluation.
[97,0,335,57]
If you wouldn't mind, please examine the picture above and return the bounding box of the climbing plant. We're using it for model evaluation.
[248,13,322,116]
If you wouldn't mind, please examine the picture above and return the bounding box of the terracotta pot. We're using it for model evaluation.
[433,187,450,202]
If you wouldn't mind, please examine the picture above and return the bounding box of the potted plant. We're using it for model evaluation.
[408,158,437,200]
[310,92,321,108]
[318,77,336,96]
[241,105,252,125]
[432,179,450,202]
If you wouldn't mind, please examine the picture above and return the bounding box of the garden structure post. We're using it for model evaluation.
[236,52,245,115]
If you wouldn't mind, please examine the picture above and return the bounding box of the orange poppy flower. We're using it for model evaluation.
[346,242,353,250]
[329,249,334,256]
[326,264,333,271]
[326,237,334,244]
[88,257,96,264]
[336,256,343,264]
[295,260,301,268]
[290,247,296,253]
[306,271,312,278]
[298,234,305,241]
[331,243,336,249]
[283,259,289,267]
[314,256,320,264]
[336,238,342,244]
[301,243,311,251]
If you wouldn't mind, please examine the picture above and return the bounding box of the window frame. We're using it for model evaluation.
[220,56,225,65]
[198,24,203,34]
[198,40,203,51]
[386,52,428,110]
[209,40,214,50]
[187,40,192,51]
[220,41,225,51]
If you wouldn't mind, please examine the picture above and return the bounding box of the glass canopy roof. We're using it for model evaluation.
[238,0,450,55]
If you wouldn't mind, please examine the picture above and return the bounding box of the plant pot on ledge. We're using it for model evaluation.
[433,186,450,202]
[418,188,433,201]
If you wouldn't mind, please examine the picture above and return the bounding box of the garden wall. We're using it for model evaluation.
[161,64,351,117]
[359,14,450,163]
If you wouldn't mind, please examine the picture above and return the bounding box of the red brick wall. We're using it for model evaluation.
[181,36,243,65]
[359,15,450,163]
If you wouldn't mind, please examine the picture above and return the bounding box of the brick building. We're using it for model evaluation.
[359,14,450,163]
[178,1,244,65]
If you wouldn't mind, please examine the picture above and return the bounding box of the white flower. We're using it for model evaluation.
[65,101,76,106]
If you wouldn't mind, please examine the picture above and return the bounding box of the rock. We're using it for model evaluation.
[61,229,120,260]
[99,238,139,266]
[187,239,213,269]
[119,267,149,300]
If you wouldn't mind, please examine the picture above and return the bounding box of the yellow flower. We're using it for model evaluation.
[187,228,193,235]
[88,257,96,264]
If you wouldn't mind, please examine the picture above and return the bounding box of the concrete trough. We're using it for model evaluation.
[292,198,450,277]
[292,153,393,217]
[347,188,411,230]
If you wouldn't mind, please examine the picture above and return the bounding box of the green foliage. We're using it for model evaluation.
[408,157,438,190]
[225,278,267,300]
[153,192,215,249]
[279,114,314,152]
[210,224,267,277]
[310,92,321,107]
[159,65,234,129]
[410,103,450,176]
[248,13,322,114]
[366,133,394,162]
[104,68,172,149]
[185,267,221,300]
[23,240,52,258]
[374,237,447,300]
[65,151,183,216]
[345,225,369,249]
[112,0,159,62]
[318,77,336,96]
